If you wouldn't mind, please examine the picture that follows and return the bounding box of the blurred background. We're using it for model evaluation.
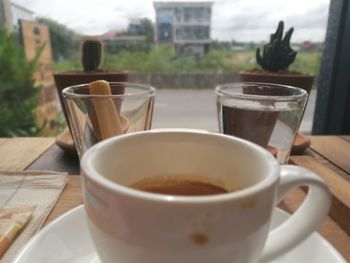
[0,0,330,136]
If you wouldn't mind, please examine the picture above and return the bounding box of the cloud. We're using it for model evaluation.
[285,3,329,29]
[12,0,330,41]
[211,0,329,41]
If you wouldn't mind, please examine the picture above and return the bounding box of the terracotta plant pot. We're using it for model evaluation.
[239,70,315,94]
[54,71,128,128]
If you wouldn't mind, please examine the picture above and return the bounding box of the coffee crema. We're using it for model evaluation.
[130,177,229,196]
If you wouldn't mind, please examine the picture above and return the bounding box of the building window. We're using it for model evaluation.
[33,26,40,35]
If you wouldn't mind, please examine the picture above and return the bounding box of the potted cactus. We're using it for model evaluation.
[54,37,128,126]
[240,21,314,94]
[239,21,313,154]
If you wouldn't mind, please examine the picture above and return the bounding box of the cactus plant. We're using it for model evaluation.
[256,21,297,72]
[81,38,103,72]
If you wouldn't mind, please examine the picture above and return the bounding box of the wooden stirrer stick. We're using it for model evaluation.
[88,80,124,139]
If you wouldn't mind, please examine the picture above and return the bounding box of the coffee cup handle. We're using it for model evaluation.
[260,165,331,262]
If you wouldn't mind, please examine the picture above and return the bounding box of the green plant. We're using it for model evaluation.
[256,21,297,72]
[38,17,79,61]
[81,38,103,72]
[0,27,45,137]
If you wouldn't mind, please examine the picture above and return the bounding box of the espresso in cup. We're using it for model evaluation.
[130,176,230,196]
[81,129,330,263]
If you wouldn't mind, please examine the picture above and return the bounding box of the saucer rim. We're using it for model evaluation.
[13,205,346,263]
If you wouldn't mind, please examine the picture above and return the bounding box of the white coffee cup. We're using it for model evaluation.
[81,129,331,263]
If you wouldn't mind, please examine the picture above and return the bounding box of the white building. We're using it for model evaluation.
[0,0,35,31]
[10,1,35,29]
[154,1,213,57]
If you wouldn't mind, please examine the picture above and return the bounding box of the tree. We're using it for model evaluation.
[211,40,232,51]
[106,18,155,53]
[138,18,154,44]
[126,18,154,44]
[0,27,44,137]
[37,17,79,61]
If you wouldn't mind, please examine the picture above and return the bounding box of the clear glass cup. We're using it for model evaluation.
[216,82,308,164]
[62,82,155,158]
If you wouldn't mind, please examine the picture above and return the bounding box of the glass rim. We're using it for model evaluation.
[215,82,308,102]
[62,82,156,99]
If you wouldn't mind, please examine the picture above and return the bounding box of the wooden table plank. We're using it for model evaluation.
[0,138,9,146]
[0,137,55,171]
[309,136,350,175]
[44,176,82,226]
[302,148,350,184]
[27,144,80,175]
[339,136,350,143]
[290,156,350,235]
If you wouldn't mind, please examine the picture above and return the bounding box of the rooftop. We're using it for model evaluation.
[154,1,213,8]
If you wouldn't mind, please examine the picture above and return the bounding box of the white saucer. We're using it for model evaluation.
[13,205,346,263]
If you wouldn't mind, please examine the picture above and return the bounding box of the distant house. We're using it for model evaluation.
[0,0,35,31]
[300,41,323,52]
[10,1,35,29]
[128,18,142,34]
[153,1,213,57]
[100,29,147,53]
[100,34,147,46]
[291,41,324,52]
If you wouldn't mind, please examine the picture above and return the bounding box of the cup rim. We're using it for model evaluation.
[215,82,308,102]
[81,129,280,204]
[62,81,156,99]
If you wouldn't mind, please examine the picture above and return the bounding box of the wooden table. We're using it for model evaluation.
[1,136,349,261]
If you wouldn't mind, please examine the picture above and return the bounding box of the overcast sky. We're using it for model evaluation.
[13,0,330,42]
